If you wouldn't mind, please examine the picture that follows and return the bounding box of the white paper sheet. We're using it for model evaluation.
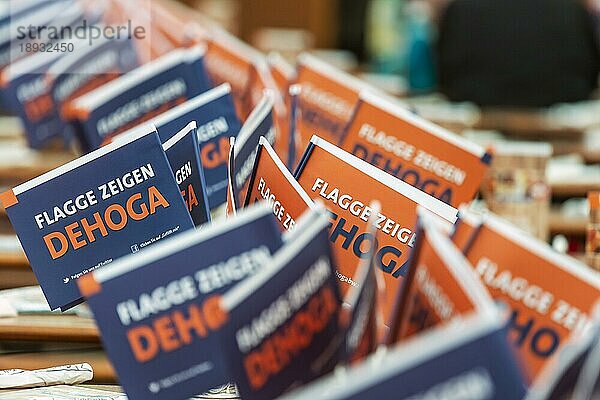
[0,364,93,390]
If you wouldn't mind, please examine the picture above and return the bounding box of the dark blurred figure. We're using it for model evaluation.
[437,0,600,107]
[339,0,369,63]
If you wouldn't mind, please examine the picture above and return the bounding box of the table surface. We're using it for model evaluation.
[0,315,99,342]
[0,146,74,184]
[550,179,600,198]
[549,209,587,236]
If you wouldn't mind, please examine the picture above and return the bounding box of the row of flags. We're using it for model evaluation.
[0,1,598,399]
